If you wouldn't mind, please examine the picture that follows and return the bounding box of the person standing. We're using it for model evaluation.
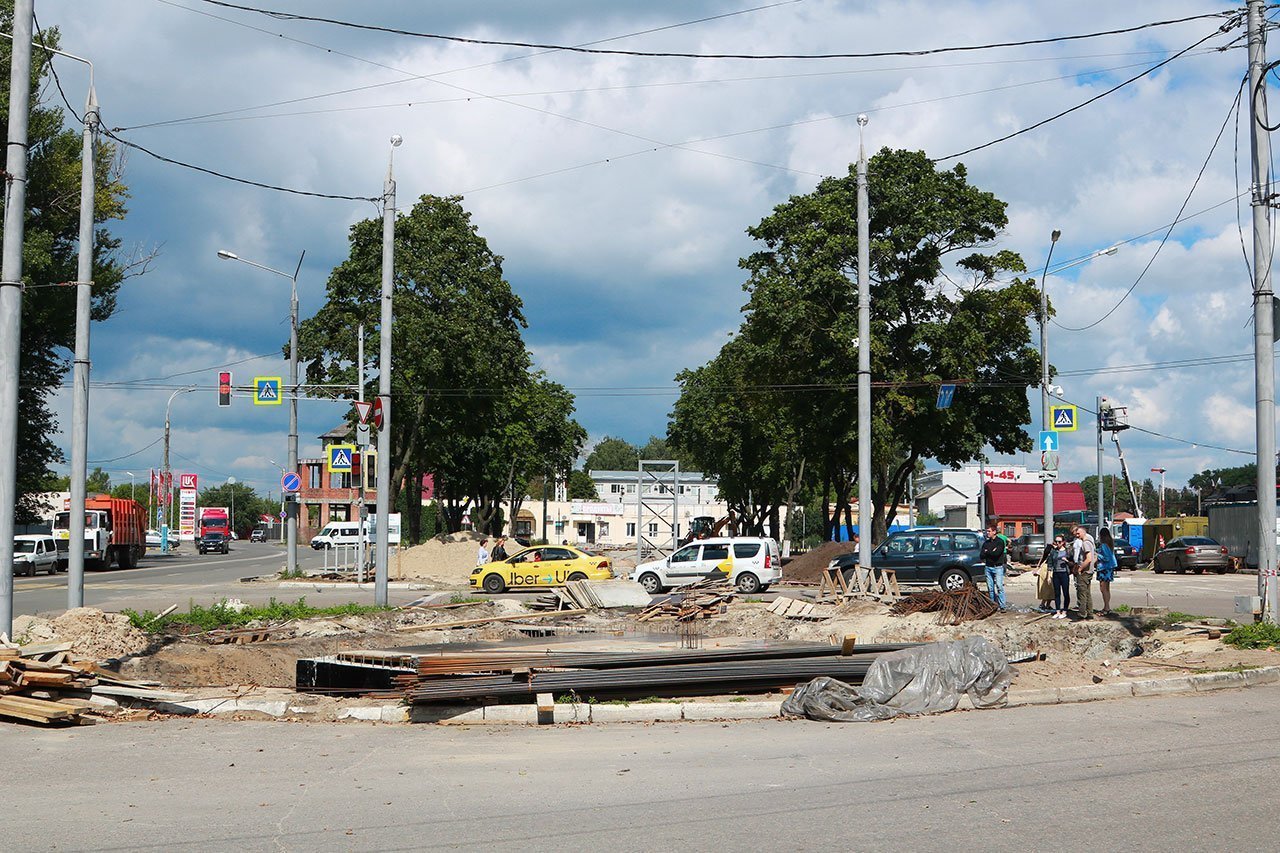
[1045,535,1072,618]
[492,537,509,561]
[980,525,1009,610]
[1095,528,1118,616]
[1071,525,1097,618]
[476,537,490,567]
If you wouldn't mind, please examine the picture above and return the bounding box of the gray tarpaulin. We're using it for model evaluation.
[781,637,1013,722]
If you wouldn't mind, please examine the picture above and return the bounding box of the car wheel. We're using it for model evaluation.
[638,572,664,594]
[48,563,57,576]
[482,573,506,594]
[1175,559,1186,574]
[736,572,762,594]
[567,572,587,582]
[1215,566,1229,574]
[758,584,771,593]
[1193,567,1204,575]
[939,568,971,592]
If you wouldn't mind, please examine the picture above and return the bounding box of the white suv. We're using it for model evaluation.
[631,537,781,594]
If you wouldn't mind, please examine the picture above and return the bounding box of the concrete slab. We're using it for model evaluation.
[1242,666,1280,686]
[580,581,652,608]
[1057,682,1135,703]
[1189,671,1248,693]
[173,697,291,716]
[555,703,590,724]
[681,701,781,720]
[1006,688,1060,706]
[589,703,683,722]
[409,705,485,724]
[1130,677,1195,697]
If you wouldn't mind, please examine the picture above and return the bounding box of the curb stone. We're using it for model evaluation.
[276,581,430,590]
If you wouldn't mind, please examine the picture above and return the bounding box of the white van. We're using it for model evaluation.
[631,536,782,594]
[310,522,362,550]
[14,534,60,576]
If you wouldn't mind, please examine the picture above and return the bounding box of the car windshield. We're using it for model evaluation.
[1183,537,1218,546]
[14,540,36,553]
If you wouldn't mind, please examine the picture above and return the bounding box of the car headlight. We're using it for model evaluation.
[470,567,482,575]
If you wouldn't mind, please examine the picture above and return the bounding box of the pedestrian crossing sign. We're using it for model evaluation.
[327,444,355,474]
[253,376,282,406]
[1050,404,1078,432]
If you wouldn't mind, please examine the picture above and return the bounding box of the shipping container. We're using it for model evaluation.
[1207,502,1280,569]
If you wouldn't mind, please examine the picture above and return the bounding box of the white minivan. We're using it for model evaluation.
[631,537,782,594]
[310,522,363,550]
[14,534,60,576]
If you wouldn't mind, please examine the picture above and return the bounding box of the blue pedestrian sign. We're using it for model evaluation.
[327,444,355,474]
[1050,404,1078,432]
[253,376,282,406]
[1038,430,1060,452]
[281,471,301,493]
[935,384,957,409]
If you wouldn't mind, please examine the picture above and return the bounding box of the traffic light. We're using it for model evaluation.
[218,371,232,407]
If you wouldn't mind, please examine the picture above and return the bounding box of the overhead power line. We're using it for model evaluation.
[87,436,164,465]
[194,2,1236,61]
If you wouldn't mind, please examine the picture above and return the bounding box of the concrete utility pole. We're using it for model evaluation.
[355,322,365,583]
[161,386,195,551]
[1248,0,1279,623]
[68,69,98,610]
[855,114,871,569]
[1039,230,1060,542]
[0,0,35,635]
[375,135,401,607]
[1151,467,1167,518]
[1096,395,1104,539]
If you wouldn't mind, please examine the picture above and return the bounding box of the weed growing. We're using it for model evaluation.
[122,597,389,633]
[1224,622,1280,650]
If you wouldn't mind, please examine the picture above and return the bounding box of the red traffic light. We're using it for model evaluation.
[218,371,232,407]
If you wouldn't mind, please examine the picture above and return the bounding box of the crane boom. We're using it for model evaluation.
[1111,432,1142,516]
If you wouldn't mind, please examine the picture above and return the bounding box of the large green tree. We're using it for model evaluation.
[674,149,1041,543]
[583,436,639,472]
[2,9,137,521]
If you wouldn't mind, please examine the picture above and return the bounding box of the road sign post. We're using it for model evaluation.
[1038,430,1060,453]
[281,471,301,494]
[327,444,355,474]
[253,376,283,406]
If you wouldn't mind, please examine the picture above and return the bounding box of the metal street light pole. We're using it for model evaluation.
[855,115,871,572]
[1040,230,1060,543]
[0,0,35,637]
[1151,467,1167,517]
[217,249,304,577]
[161,386,196,554]
[125,471,135,502]
[375,134,402,607]
[227,477,236,538]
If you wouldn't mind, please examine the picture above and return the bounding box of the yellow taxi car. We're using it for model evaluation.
[470,545,613,594]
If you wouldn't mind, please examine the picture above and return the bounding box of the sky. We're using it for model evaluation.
[28,0,1276,498]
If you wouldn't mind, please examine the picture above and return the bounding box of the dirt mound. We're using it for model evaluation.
[784,541,858,583]
[11,607,149,660]
[396,531,488,584]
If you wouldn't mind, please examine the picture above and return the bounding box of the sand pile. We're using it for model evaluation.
[783,541,858,583]
[11,607,150,660]
[397,531,488,585]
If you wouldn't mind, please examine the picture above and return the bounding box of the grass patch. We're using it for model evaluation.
[277,567,308,579]
[123,597,390,633]
[449,594,485,605]
[1114,604,1131,613]
[1191,664,1262,674]
[1224,622,1280,650]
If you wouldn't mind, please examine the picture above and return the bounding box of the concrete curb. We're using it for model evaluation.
[276,581,430,590]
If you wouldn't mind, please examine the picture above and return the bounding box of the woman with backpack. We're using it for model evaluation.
[1095,528,1119,616]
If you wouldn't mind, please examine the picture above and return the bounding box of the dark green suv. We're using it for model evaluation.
[830,528,985,591]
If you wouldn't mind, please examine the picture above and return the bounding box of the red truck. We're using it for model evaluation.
[53,495,147,569]
[198,507,231,539]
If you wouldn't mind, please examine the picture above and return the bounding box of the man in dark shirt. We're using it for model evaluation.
[980,525,1009,610]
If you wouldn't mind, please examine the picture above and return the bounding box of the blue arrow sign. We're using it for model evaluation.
[281,472,301,493]
[935,384,956,409]
[1038,430,1060,452]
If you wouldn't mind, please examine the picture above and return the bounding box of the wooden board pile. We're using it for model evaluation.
[889,585,998,625]
[766,597,838,621]
[638,578,736,622]
[1,638,187,726]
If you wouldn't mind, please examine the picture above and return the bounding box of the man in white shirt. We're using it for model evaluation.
[1071,526,1096,618]
[476,538,490,567]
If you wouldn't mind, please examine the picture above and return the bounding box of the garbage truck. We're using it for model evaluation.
[53,495,147,569]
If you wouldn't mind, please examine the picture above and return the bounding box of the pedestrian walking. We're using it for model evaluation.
[1045,534,1072,618]
[1035,537,1055,611]
[1070,525,1097,618]
[980,525,1009,610]
[476,538,490,567]
[492,537,509,561]
[1095,528,1118,615]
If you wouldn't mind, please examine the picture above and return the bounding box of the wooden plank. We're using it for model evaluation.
[391,609,589,632]
[16,641,73,656]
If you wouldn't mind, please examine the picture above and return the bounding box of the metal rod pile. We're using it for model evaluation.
[889,585,998,625]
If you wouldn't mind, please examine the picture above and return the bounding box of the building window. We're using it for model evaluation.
[610,484,621,494]
[333,472,352,489]
[599,522,609,538]
[648,522,658,536]
[308,464,322,490]
[626,484,635,494]
[626,523,636,537]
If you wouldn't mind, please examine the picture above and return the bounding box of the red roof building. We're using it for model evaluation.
[984,482,1087,537]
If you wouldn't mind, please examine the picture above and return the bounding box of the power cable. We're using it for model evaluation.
[97,350,285,387]
[31,12,82,123]
[1235,75,1255,281]
[194,2,1237,62]
[87,436,164,465]
[1052,73,1246,332]
[936,23,1238,162]
[96,126,380,202]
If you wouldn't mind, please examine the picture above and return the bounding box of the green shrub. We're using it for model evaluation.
[122,597,389,633]
[1224,622,1280,650]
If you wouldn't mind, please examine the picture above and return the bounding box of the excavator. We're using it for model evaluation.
[679,512,738,546]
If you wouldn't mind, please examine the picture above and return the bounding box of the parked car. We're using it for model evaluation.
[830,528,985,592]
[250,528,266,543]
[198,531,230,555]
[13,534,59,576]
[1152,536,1230,574]
[145,529,162,549]
[1011,533,1047,565]
[631,537,782,595]
[1113,537,1139,570]
[472,545,613,594]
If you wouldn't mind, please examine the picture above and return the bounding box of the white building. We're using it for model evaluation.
[915,464,1034,526]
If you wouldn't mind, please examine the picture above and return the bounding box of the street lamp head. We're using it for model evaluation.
[216,250,238,260]
[390,134,403,147]
[1050,229,1061,243]
[1100,245,1119,256]
[856,114,868,126]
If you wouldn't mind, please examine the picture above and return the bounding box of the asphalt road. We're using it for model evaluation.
[1002,568,1259,619]
[4,685,1278,851]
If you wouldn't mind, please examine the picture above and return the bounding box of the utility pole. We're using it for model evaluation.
[855,114,871,570]
[1096,395,1104,539]
[68,77,98,610]
[287,254,301,579]
[1248,0,1279,623]
[375,135,401,607]
[1151,468,1167,518]
[0,0,35,635]
[1039,230,1060,543]
[355,322,365,583]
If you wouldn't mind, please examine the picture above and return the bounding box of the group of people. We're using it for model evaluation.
[475,536,512,567]
[980,523,1118,619]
